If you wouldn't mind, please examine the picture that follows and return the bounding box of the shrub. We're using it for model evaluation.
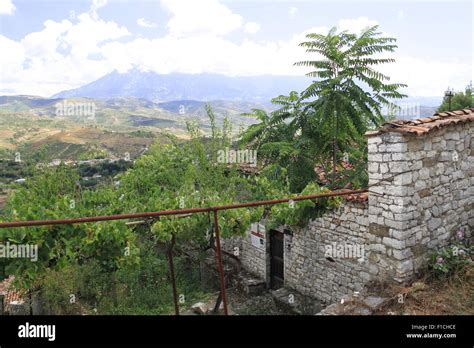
[430,228,473,278]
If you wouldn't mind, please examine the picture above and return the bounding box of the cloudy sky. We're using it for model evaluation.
[0,0,472,97]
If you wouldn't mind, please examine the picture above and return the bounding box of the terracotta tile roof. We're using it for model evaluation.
[0,276,25,314]
[366,108,474,137]
[313,163,368,203]
[314,161,354,184]
[340,190,369,203]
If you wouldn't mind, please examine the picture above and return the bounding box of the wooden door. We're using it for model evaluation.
[270,230,284,289]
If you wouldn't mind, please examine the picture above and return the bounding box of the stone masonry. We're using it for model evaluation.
[284,201,371,303]
[367,120,473,282]
[223,109,474,304]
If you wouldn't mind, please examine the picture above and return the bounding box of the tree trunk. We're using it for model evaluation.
[332,108,338,180]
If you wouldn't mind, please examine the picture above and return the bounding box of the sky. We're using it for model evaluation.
[0,0,472,97]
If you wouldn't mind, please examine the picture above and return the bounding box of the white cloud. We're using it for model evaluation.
[382,56,472,97]
[100,33,309,76]
[0,9,130,96]
[161,0,243,37]
[137,17,158,28]
[90,0,107,20]
[244,22,260,34]
[0,34,24,80]
[289,7,298,20]
[0,0,15,15]
[91,0,107,12]
[0,3,469,99]
[337,17,379,33]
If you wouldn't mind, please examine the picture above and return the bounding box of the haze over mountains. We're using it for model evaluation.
[0,68,442,167]
[1,68,442,132]
[52,69,313,103]
[51,69,441,110]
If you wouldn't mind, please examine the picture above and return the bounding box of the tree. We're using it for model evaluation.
[437,83,473,112]
[295,25,407,177]
[239,25,407,190]
[239,92,319,192]
[1,106,335,309]
[0,165,138,295]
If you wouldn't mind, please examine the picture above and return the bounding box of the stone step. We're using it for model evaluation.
[316,295,389,315]
[271,287,322,315]
[234,270,266,295]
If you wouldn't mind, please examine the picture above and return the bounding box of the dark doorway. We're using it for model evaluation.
[270,230,284,289]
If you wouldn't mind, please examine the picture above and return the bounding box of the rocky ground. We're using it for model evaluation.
[228,288,290,315]
[183,288,293,315]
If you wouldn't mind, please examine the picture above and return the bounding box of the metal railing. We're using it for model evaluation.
[0,188,368,315]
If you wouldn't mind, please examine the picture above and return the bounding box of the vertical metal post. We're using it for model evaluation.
[167,234,180,315]
[213,209,229,315]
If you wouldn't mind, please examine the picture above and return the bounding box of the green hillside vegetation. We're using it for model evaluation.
[0,25,412,315]
[0,107,337,314]
[437,84,474,112]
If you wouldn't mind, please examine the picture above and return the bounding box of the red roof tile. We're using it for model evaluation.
[366,108,474,137]
[0,276,25,313]
[340,190,369,203]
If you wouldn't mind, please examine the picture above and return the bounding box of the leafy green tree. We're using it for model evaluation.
[0,165,138,299]
[239,92,320,192]
[437,84,473,112]
[1,106,336,313]
[295,25,407,177]
[240,26,407,191]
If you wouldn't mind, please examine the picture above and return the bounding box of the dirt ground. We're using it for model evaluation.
[370,265,474,315]
[227,288,293,315]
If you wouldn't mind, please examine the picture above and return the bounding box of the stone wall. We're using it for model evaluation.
[367,122,473,282]
[222,223,270,285]
[223,119,473,304]
[284,201,370,303]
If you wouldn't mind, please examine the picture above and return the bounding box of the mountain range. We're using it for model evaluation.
[52,69,313,103]
[0,70,443,164]
[51,69,441,115]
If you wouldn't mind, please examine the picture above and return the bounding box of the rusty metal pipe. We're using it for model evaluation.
[166,234,180,316]
[0,189,368,228]
[213,209,228,315]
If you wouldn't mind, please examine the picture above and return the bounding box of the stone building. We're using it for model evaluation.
[223,108,474,304]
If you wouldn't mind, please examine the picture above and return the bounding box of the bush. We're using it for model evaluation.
[39,261,111,314]
[430,229,473,278]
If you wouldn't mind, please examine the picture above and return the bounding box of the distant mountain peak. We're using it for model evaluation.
[52,70,313,103]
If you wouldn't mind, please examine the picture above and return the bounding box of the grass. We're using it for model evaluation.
[371,264,474,315]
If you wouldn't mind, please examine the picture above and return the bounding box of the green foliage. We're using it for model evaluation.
[429,231,473,278]
[297,25,406,173]
[0,165,138,289]
[118,109,275,242]
[77,160,132,180]
[437,84,473,112]
[39,261,111,314]
[266,182,341,230]
[78,148,109,160]
[240,25,406,191]
[0,160,32,184]
[1,106,339,313]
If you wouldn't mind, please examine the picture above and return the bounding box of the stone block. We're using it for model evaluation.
[369,223,389,237]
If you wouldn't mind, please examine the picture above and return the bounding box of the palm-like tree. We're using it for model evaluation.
[239,107,294,167]
[239,93,320,191]
[240,25,407,191]
[295,25,407,176]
